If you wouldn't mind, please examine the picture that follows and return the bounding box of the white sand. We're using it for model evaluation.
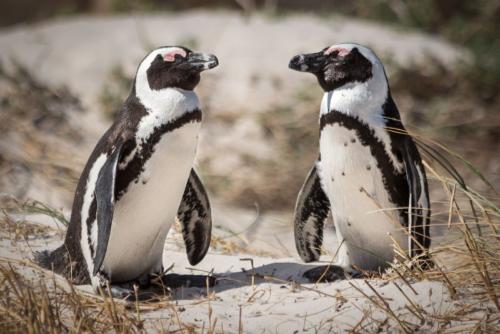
[3,215,486,333]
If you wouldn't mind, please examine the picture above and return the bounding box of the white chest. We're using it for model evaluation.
[318,124,407,267]
[103,121,201,281]
[318,124,389,208]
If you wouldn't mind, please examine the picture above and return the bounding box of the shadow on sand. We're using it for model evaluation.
[163,261,324,301]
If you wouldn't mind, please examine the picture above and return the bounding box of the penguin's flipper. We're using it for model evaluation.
[93,142,125,276]
[400,137,431,256]
[383,95,431,257]
[177,169,212,266]
[294,163,331,262]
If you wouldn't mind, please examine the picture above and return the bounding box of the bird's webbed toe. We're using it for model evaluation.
[154,273,216,289]
[107,283,159,301]
[303,265,362,283]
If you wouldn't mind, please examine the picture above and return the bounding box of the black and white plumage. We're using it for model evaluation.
[36,46,218,296]
[289,43,430,280]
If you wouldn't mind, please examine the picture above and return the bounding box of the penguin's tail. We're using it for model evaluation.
[34,249,53,269]
[34,246,68,275]
[33,245,90,284]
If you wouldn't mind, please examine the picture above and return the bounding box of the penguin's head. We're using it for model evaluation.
[136,46,218,91]
[289,43,386,92]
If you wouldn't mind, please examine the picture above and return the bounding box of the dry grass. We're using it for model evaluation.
[0,56,498,333]
[377,162,500,332]
[0,162,498,332]
[0,258,149,333]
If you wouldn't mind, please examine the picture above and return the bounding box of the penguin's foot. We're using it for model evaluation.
[413,255,435,271]
[107,284,159,301]
[154,273,216,289]
[303,265,362,283]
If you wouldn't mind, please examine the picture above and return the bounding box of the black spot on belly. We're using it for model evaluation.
[320,111,408,221]
[351,138,356,143]
[366,165,371,171]
[344,142,348,147]
[341,171,345,176]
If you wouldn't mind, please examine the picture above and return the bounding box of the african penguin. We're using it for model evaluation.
[289,43,431,281]
[36,46,218,297]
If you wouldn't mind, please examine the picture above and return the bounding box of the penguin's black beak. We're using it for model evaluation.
[289,52,327,73]
[186,52,219,72]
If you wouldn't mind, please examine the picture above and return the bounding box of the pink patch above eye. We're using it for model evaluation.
[163,48,187,62]
[324,46,350,56]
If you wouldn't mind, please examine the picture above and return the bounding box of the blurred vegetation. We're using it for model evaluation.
[2,0,497,105]
[99,65,131,120]
[0,62,83,197]
[2,0,497,107]
[0,0,497,208]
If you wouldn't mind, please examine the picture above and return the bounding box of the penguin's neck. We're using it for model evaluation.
[135,70,201,120]
[320,71,388,128]
[134,79,201,141]
[319,73,404,172]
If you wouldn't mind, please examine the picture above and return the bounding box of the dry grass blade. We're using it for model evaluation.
[349,280,414,334]
[0,258,163,333]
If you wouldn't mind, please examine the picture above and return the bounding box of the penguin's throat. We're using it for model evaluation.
[137,87,200,120]
[134,87,201,143]
[322,68,388,116]
[322,81,387,120]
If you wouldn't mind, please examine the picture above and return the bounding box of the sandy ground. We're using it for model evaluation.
[2,213,486,333]
[0,11,495,333]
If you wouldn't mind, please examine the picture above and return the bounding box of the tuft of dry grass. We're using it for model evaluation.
[1,196,69,227]
[0,212,53,243]
[0,258,148,333]
[0,163,498,332]
[376,164,500,332]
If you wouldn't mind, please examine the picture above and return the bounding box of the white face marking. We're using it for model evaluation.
[80,153,107,280]
[162,47,187,62]
[132,47,201,145]
[324,46,349,56]
[134,47,200,119]
[321,43,388,117]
